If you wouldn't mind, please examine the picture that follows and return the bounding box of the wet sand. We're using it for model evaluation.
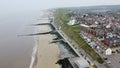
[34,24,60,68]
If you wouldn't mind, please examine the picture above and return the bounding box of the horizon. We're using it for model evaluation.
[50,4,120,9]
[0,0,120,14]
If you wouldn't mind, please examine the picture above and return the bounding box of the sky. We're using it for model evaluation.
[0,0,120,14]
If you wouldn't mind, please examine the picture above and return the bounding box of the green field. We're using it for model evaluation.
[54,8,104,63]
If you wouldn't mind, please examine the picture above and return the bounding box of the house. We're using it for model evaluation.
[105,48,112,55]
[67,19,76,25]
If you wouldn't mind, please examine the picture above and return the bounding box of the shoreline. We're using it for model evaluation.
[29,25,39,68]
[30,11,60,68]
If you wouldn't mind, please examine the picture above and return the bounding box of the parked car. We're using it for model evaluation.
[107,61,111,64]
[103,57,108,60]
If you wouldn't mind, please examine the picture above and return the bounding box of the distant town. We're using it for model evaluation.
[50,5,120,68]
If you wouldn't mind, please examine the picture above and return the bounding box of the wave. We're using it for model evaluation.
[29,35,38,68]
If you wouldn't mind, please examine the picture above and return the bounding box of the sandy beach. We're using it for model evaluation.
[33,24,60,68]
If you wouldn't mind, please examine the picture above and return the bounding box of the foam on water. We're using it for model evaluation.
[29,26,39,68]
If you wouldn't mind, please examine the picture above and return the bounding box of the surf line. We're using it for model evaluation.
[29,35,38,68]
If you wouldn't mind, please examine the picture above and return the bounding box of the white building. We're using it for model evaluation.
[105,48,112,55]
[67,19,76,25]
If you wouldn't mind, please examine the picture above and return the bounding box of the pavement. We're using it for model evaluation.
[105,54,120,68]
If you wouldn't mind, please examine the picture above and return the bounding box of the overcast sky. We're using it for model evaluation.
[0,0,120,14]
